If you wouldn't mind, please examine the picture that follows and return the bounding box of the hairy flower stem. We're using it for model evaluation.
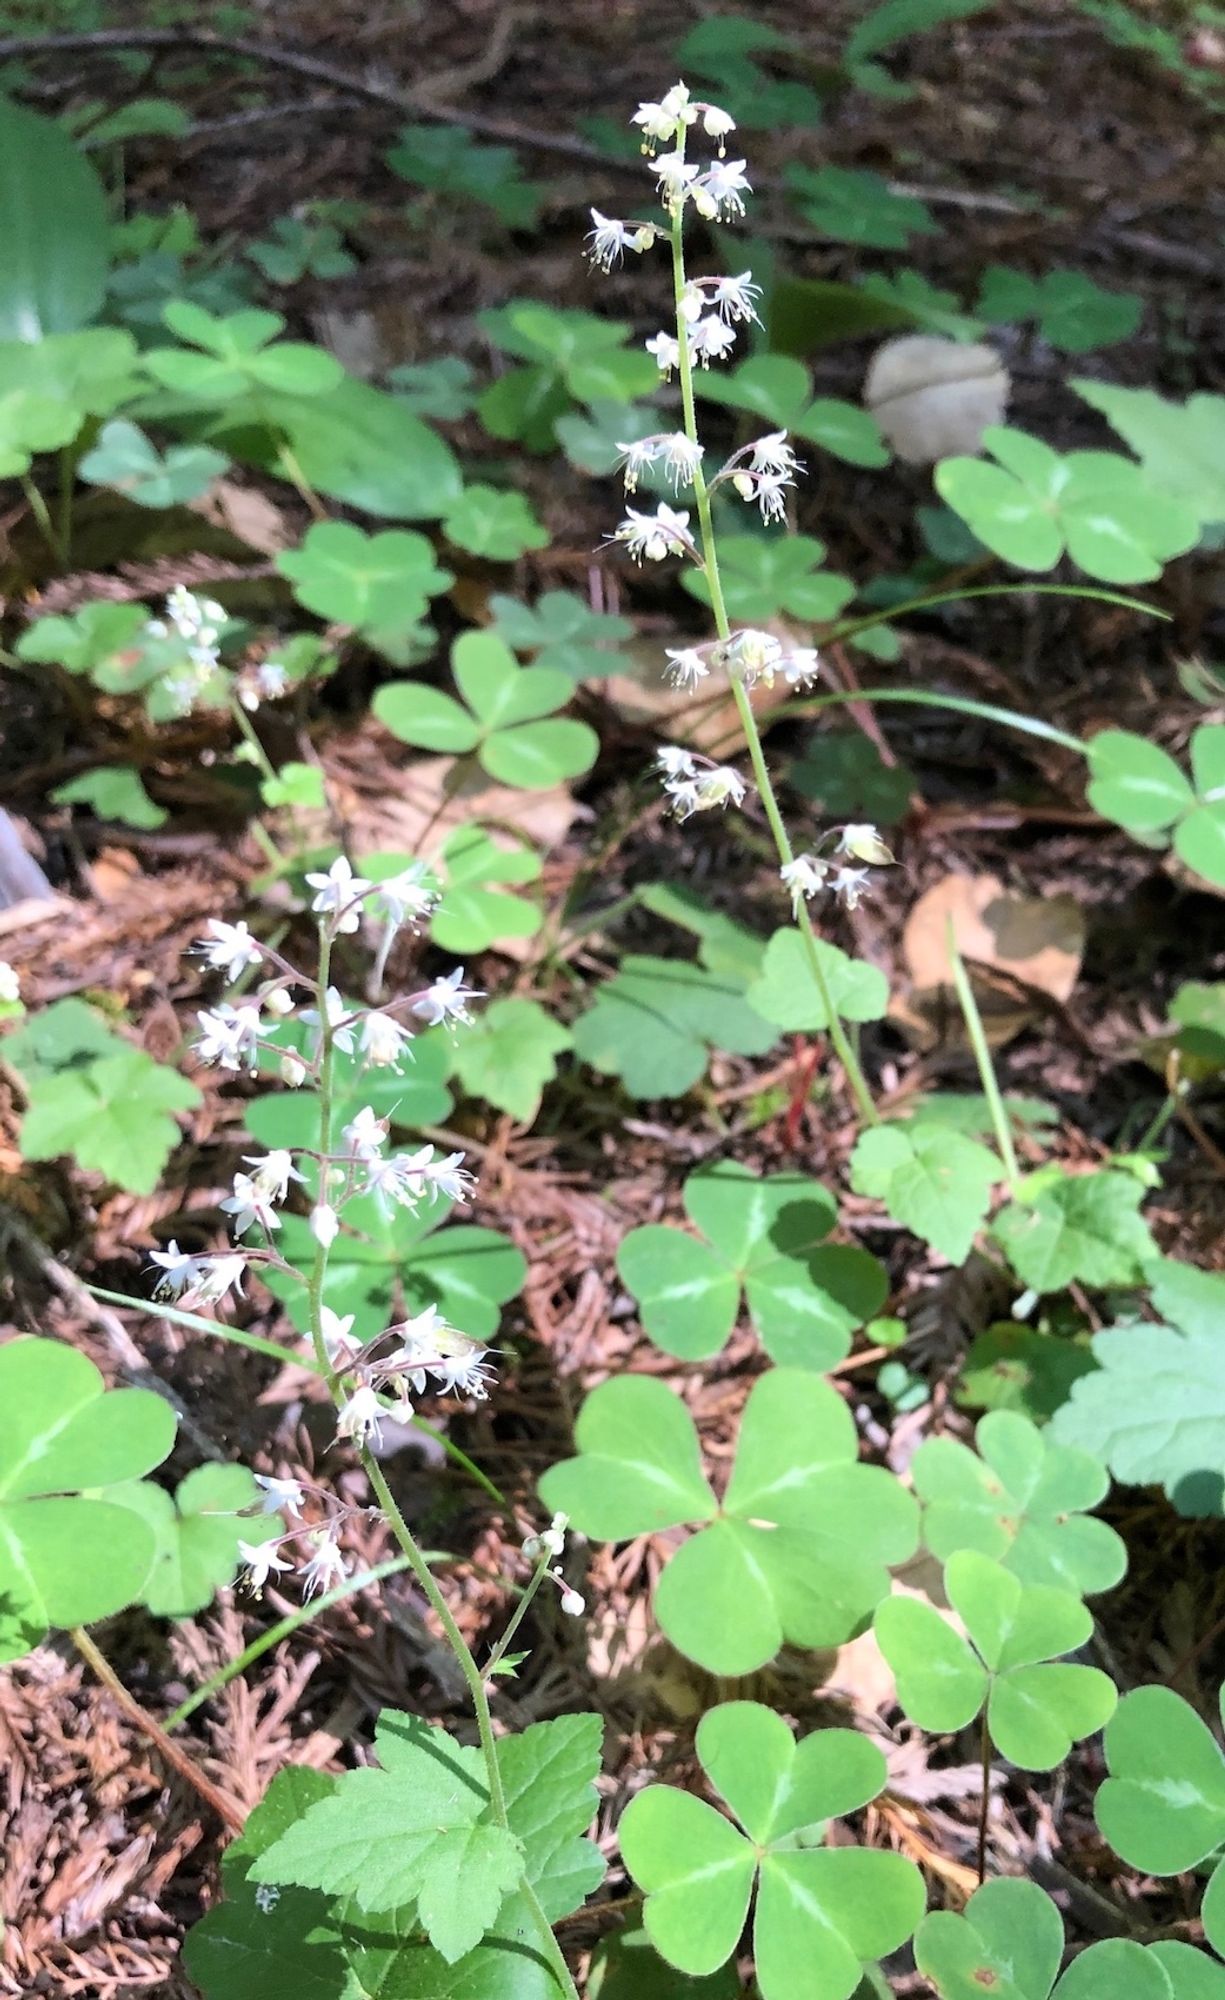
[666,181,879,1128]
[305,937,580,2000]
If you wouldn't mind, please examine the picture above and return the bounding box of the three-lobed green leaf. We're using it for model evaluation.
[851,1120,1000,1263]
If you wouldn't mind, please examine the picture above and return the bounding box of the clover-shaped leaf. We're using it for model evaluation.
[620,1700,924,2000]
[387,123,544,229]
[874,1550,1117,1769]
[617,1159,886,1370]
[264,1185,524,1348]
[851,1121,1000,1264]
[935,425,1199,583]
[696,357,889,468]
[1176,723,1225,887]
[246,210,356,284]
[0,385,83,475]
[78,418,228,506]
[912,1410,1126,1595]
[278,520,452,647]
[572,954,777,1099]
[450,997,572,1123]
[915,1878,1206,2000]
[1085,728,1194,835]
[977,266,1142,353]
[0,1336,177,1658]
[478,301,656,448]
[992,1168,1156,1293]
[684,531,855,623]
[489,589,633,680]
[374,630,598,791]
[1095,1683,1225,1876]
[0,327,142,416]
[146,300,343,399]
[109,1464,278,1617]
[747,927,889,1031]
[427,824,543,952]
[787,164,938,248]
[16,600,151,684]
[441,484,549,560]
[541,1370,918,1674]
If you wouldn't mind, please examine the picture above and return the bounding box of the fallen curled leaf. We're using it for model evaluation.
[864,335,1010,464]
[891,873,1084,1048]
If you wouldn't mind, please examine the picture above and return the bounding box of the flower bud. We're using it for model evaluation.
[280,1054,307,1087]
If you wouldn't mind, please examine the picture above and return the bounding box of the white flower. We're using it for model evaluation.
[711,271,761,322]
[255,660,287,701]
[360,1010,413,1068]
[645,330,681,377]
[255,1885,281,1914]
[633,82,695,146]
[702,104,737,146]
[195,918,263,980]
[614,504,692,564]
[653,151,700,205]
[280,1053,307,1088]
[301,985,356,1056]
[301,1533,347,1598]
[264,985,295,1017]
[0,961,18,1003]
[586,208,634,269]
[753,470,791,523]
[432,1346,496,1400]
[750,431,801,476]
[148,1240,204,1298]
[221,1172,281,1237]
[343,1104,389,1161]
[552,1567,585,1616]
[658,433,704,488]
[664,646,710,689]
[321,1305,360,1368]
[383,1303,451,1389]
[677,281,704,323]
[195,1002,262,1072]
[371,865,437,933]
[237,1538,293,1591]
[780,854,830,910]
[693,158,752,218]
[243,1149,301,1203]
[310,1203,339,1248]
[422,1149,475,1203]
[665,763,748,820]
[412,967,481,1028]
[724,629,783,686]
[305,856,372,934]
[616,436,660,491]
[336,1384,383,1447]
[689,315,737,366]
[783,648,821,689]
[657,744,699,779]
[253,1474,306,1514]
[839,825,895,865]
[184,1253,249,1307]
[833,865,873,910]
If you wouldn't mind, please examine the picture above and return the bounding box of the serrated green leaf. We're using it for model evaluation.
[1051,1291,1225,1517]
[572,953,777,1098]
[51,765,167,829]
[8,998,201,1194]
[747,927,889,1031]
[1073,381,1225,523]
[786,164,937,248]
[850,1122,999,1263]
[991,1169,1155,1292]
[495,1713,605,1920]
[450,998,571,1122]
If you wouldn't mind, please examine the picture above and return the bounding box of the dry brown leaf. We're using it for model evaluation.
[190,479,293,555]
[351,754,579,862]
[891,871,1084,1047]
[601,631,788,757]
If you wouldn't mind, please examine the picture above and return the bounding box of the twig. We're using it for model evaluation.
[71,1625,247,1833]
